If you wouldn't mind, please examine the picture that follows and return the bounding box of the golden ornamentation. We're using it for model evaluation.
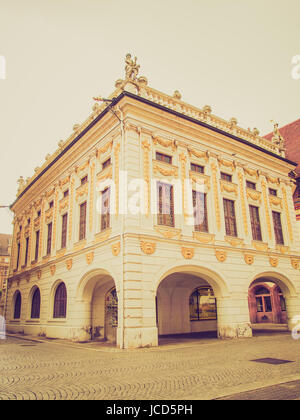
[96,141,113,158]
[193,232,215,244]
[220,181,238,195]
[154,226,182,239]
[153,162,178,177]
[179,153,187,220]
[276,245,290,254]
[37,270,42,280]
[252,241,268,252]
[269,196,282,208]
[215,250,227,263]
[217,158,236,171]
[211,163,221,231]
[291,258,300,270]
[244,254,255,265]
[246,189,262,202]
[281,185,293,243]
[187,148,209,162]
[45,208,53,224]
[190,173,211,190]
[86,252,94,265]
[59,197,69,213]
[152,135,176,150]
[181,247,195,259]
[66,259,73,270]
[50,265,56,276]
[269,257,278,267]
[140,241,156,255]
[243,167,259,179]
[266,175,280,185]
[225,236,244,247]
[59,175,70,189]
[75,183,89,202]
[261,180,272,240]
[111,242,121,256]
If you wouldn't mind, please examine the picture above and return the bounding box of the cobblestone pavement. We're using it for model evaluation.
[0,332,300,400]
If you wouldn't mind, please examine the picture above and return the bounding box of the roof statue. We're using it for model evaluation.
[125,53,140,81]
[271,121,286,153]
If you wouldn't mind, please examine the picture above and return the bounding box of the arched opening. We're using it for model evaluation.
[30,287,41,319]
[156,266,228,344]
[76,269,118,344]
[248,274,291,332]
[13,291,21,320]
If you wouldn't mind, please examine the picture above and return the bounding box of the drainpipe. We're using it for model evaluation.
[116,105,125,350]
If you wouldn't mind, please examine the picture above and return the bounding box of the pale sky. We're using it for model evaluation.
[0,0,299,234]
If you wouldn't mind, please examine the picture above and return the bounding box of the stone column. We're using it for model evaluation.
[217,294,252,339]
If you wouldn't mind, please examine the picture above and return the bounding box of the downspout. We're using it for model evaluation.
[116,105,125,350]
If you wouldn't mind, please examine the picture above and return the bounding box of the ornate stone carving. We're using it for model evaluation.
[211,163,221,231]
[86,252,94,265]
[215,250,227,262]
[50,265,56,276]
[291,258,300,270]
[181,247,195,259]
[244,254,255,265]
[140,241,156,255]
[153,162,178,177]
[154,226,182,239]
[225,237,244,247]
[37,269,42,280]
[66,259,73,270]
[193,232,215,244]
[111,242,121,256]
[269,257,278,267]
[125,53,140,80]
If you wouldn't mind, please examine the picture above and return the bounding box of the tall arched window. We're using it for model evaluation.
[31,288,41,319]
[189,287,217,321]
[14,291,22,319]
[53,282,67,318]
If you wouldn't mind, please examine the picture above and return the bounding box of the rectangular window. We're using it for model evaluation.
[221,172,232,182]
[249,205,262,241]
[46,222,52,255]
[191,163,204,174]
[79,202,87,241]
[102,158,111,170]
[81,175,88,185]
[16,242,20,269]
[101,188,110,231]
[269,188,277,196]
[61,213,68,249]
[193,191,208,232]
[223,199,237,237]
[24,237,29,266]
[272,211,284,244]
[49,201,54,208]
[157,182,174,227]
[246,181,256,190]
[35,230,40,261]
[156,152,172,165]
[63,189,69,198]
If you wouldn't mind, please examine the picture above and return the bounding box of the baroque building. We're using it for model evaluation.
[6,56,300,348]
[0,234,12,316]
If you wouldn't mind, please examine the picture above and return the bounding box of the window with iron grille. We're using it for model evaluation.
[249,205,262,241]
[53,282,67,318]
[61,213,68,249]
[191,163,204,174]
[101,188,110,231]
[46,222,52,255]
[31,288,41,319]
[156,152,172,165]
[272,211,284,244]
[79,202,87,241]
[34,230,40,261]
[193,191,208,232]
[157,182,174,227]
[223,199,237,237]
[14,291,21,319]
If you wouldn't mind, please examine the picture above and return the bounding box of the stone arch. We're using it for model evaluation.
[27,284,41,319]
[155,263,230,299]
[249,271,297,299]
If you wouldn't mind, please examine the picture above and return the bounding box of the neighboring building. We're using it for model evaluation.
[0,234,12,316]
[264,119,300,225]
[5,56,300,349]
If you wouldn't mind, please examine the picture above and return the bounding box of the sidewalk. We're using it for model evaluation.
[1,331,300,400]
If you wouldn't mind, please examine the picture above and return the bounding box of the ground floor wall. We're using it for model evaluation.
[5,234,300,348]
